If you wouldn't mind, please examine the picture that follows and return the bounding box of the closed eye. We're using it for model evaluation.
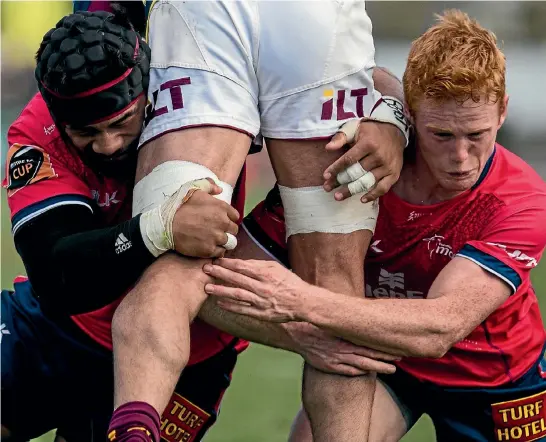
[73,128,98,137]
[434,132,453,139]
[110,118,130,129]
[468,131,485,140]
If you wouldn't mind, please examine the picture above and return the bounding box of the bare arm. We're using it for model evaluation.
[302,257,511,357]
[199,229,399,375]
[204,256,511,358]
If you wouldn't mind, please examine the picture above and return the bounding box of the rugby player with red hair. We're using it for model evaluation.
[205,11,546,442]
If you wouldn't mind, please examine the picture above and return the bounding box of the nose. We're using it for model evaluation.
[451,138,470,163]
[92,132,124,156]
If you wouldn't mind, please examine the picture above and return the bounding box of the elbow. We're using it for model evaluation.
[415,337,451,359]
[411,319,468,359]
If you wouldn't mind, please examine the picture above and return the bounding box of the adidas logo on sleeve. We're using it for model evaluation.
[115,233,132,254]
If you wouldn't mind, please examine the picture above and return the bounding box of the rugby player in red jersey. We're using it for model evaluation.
[204,11,546,442]
[1,6,406,441]
[0,9,247,442]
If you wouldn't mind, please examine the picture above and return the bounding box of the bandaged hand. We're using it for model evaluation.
[139,178,240,258]
[323,97,408,203]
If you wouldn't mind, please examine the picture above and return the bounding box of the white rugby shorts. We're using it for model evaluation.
[140,0,381,147]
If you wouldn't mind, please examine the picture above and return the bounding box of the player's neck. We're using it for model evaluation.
[394,152,466,206]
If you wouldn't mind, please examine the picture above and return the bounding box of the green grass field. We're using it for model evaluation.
[2,191,545,442]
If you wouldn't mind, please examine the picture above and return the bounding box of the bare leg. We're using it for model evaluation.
[289,380,408,442]
[112,254,209,413]
[267,138,375,442]
[109,128,251,440]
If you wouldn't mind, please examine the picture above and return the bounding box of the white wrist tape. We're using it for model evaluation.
[278,185,379,239]
[139,179,214,257]
[133,161,234,257]
[368,96,410,147]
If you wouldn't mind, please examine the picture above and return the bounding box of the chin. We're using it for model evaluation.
[441,177,477,193]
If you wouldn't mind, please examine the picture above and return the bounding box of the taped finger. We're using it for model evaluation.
[222,232,238,250]
[337,162,367,185]
[336,118,361,144]
[361,176,395,203]
[348,172,377,196]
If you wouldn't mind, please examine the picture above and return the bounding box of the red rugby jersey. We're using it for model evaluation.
[245,145,546,387]
[3,92,248,364]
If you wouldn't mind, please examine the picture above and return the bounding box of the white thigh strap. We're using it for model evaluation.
[278,185,379,239]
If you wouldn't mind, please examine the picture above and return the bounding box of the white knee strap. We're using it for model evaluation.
[133,161,233,215]
[133,161,235,256]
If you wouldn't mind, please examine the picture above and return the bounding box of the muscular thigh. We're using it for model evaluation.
[118,217,265,319]
[266,138,342,187]
[119,254,211,322]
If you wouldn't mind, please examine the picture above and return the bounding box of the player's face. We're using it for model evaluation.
[64,96,146,175]
[413,96,508,192]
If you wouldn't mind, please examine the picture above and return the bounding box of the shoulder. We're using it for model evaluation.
[480,144,546,210]
[7,93,61,149]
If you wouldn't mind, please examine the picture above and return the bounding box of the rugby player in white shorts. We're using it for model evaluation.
[107,2,410,441]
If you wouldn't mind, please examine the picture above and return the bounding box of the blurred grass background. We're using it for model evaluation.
[1,2,545,441]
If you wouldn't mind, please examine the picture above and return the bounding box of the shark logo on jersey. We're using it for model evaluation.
[423,234,455,259]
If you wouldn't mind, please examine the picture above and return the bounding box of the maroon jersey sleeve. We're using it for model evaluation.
[457,201,546,294]
[3,123,93,235]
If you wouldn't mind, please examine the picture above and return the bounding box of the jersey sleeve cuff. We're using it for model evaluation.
[12,194,93,235]
[456,244,521,294]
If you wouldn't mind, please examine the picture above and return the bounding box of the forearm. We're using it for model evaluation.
[53,216,155,313]
[302,287,451,358]
[198,298,296,352]
[16,206,154,315]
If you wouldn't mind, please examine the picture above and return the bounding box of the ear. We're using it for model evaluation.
[498,95,509,128]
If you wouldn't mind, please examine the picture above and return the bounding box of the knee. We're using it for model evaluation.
[301,364,339,411]
[112,295,191,372]
[302,364,375,410]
